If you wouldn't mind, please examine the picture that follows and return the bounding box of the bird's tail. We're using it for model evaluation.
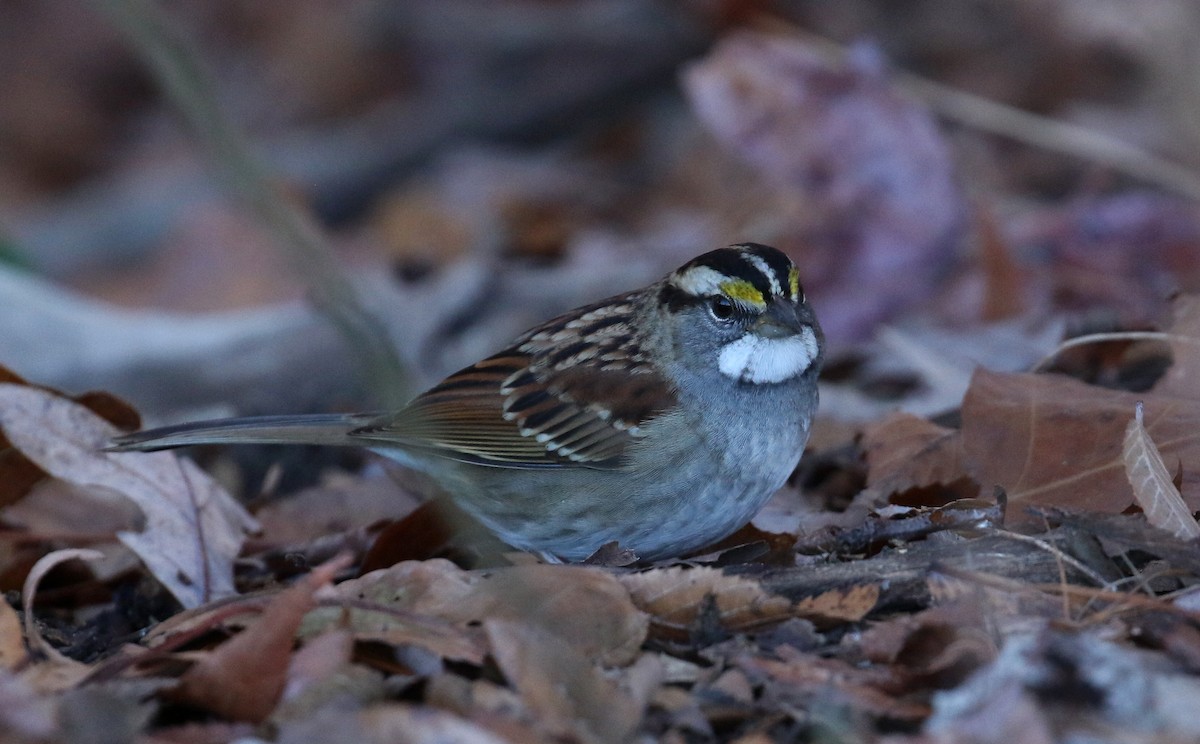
[106,413,381,452]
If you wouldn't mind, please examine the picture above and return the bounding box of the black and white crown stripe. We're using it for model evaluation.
[669,243,797,302]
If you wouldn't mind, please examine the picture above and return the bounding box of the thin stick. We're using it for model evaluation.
[992,530,1111,588]
[764,20,1200,202]
[901,75,1200,202]
[1031,330,1200,371]
[94,0,410,407]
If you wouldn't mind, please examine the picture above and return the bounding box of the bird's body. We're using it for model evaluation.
[111,244,823,561]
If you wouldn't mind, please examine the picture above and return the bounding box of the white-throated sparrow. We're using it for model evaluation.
[111,244,824,561]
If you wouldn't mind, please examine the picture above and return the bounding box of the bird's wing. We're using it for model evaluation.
[353,296,675,470]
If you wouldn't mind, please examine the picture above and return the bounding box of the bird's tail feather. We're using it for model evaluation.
[106,413,381,452]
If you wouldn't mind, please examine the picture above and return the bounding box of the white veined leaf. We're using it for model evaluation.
[1123,401,1200,540]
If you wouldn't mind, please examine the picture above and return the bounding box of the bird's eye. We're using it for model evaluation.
[708,296,735,321]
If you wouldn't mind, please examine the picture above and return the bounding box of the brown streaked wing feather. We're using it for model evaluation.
[351,293,676,469]
[351,353,559,468]
[502,364,673,464]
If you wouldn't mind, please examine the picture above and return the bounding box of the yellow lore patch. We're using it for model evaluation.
[719,279,765,307]
[788,266,801,301]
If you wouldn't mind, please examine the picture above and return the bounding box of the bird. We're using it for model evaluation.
[110,243,824,562]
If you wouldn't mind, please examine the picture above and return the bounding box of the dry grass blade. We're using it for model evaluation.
[93,0,410,406]
[1124,401,1200,540]
[757,19,1200,202]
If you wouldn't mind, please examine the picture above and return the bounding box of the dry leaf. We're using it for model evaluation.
[619,566,794,631]
[1124,401,1200,539]
[359,703,512,744]
[976,204,1027,321]
[961,370,1200,525]
[0,596,26,671]
[151,574,484,669]
[21,549,103,664]
[254,470,420,547]
[329,560,647,667]
[0,673,58,740]
[1154,293,1200,399]
[862,412,973,503]
[794,583,881,626]
[18,549,96,691]
[620,566,792,629]
[735,651,928,721]
[272,627,388,725]
[281,628,355,705]
[0,383,258,608]
[486,619,641,744]
[172,556,348,722]
[859,600,999,695]
[0,363,139,509]
[304,608,485,667]
[2,479,145,584]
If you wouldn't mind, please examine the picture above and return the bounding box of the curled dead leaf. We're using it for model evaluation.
[18,549,98,691]
[21,549,103,665]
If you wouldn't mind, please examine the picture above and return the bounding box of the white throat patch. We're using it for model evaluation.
[718,326,819,384]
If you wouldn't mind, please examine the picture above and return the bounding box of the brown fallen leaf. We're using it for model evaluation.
[146,579,484,670]
[0,599,23,671]
[271,626,391,726]
[0,383,258,608]
[1153,293,1200,399]
[976,203,1028,322]
[861,412,975,505]
[486,619,642,744]
[1048,512,1200,577]
[734,649,929,722]
[793,583,881,628]
[859,601,997,689]
[171,555,349,723]
[329,560,647,667]
[253,470,420,548]
[1124,402,1200,540]
[302,598,487,667]
[619,566,877,632]
[358,703,513,744]
[961,369,1200,525]
[1131,611,1200,675]
[619,566,792,632]
[1,478,145,590]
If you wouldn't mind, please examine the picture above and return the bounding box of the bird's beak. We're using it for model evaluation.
[752,300,809,339]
